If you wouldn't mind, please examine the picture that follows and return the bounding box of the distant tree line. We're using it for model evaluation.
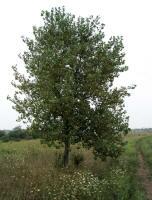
[131,128,152,134]
[0,126,40,142]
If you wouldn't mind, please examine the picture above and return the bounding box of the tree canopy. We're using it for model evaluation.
[8,7,134,166]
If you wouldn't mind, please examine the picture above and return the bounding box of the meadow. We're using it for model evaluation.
[0,135,151,200]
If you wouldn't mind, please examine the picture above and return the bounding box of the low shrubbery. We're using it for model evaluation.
[71,152,84,167]
[43,169,131,200]
[0,126,40,142]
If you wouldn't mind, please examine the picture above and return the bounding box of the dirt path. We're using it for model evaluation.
[138,153,152,200]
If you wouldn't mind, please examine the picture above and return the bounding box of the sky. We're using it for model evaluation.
[0,0,152,129]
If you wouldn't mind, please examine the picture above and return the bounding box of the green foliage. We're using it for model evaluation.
[0,135,10,142]
[0,130,5,138]
[0,130,9,142]
[0,127,35,142]
[8,7,134,164]
[9,126,27,140]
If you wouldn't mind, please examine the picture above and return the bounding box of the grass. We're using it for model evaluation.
[137,135,152,172]
[0,136,148,200]
[120,135,147,200]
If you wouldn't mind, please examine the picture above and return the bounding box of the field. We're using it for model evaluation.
[0,135,152,200]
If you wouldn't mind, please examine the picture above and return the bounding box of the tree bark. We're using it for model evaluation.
[63,139,70,167]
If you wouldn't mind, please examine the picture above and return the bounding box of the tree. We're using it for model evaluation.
[8,7,134,167]
[9,126,27,140]
[0,130,5,138]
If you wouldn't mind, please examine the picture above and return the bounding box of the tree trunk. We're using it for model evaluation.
[63,139,70,167]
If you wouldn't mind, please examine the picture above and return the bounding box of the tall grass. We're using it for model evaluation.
[0,137,147,200]
[119,136,146,200]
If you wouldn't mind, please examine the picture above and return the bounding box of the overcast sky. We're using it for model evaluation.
[0,0,152,129]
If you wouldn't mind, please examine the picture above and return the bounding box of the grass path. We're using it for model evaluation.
[138,152,152,200]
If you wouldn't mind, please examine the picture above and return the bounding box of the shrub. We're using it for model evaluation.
[0,130,5,138]
[1,135,10,142]
[71,152,84,167]
[46,169,131,200]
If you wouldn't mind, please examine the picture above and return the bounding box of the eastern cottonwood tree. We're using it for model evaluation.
[8,7,134,167]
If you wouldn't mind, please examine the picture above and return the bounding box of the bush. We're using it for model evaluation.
[0,130,5,138]
[71,152,84,167]
[47,171,103,200]
[1,135,10,142]
[0,127,35,142]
